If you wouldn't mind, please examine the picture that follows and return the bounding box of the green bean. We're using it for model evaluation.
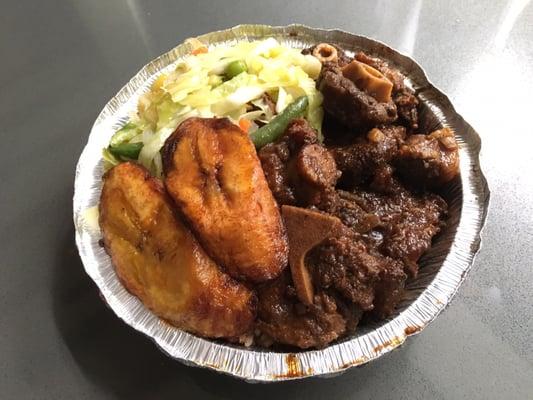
[225,60,247,79]
[108,142,144,160]
[250,96,309,148]
[109,122,139,146]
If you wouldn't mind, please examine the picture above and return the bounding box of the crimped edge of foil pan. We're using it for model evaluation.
[73,24,490,382]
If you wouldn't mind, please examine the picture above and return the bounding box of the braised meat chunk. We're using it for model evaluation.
[372,259,408,318]
[257,139,296,205]
[281,205,345,305]
[314,47,421,132]
[256,111,449,331]
[395,128,460,188]
[259,118,341,207]
[302,42,353,67]
[291,144,340,205]
[355,52,405,90]
[331,125,406,186]
[318,63,398,129]
[355,51,419,130]
[310,233,406,314]
[355,185,447,277]
[256,272,348,349]
[316,189,380,233]
[284,117,319,149]
[394,90,419,131]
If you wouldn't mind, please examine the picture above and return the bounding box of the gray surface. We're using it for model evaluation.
[0,0,531,398]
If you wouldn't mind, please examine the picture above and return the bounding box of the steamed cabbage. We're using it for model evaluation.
[105,38,323,176]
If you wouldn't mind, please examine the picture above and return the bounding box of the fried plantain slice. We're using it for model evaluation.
[99,162,255,339]
[162,117,288,283]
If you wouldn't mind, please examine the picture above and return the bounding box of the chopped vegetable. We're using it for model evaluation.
[185,37,208,55]
[207,74,223,87]
[192,46,208,55]
[225,60,247,79]
[238,118,252,132]
[251,97,275,122]
[82,206,100,233]
[104,39,323,175]
[212,84,265,115]
[109,122,140,146]
[108,142,144,160]
[250,96,309,148]
[102,148,119,170]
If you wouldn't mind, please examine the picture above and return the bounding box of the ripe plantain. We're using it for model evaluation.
[99,162,255,339]
[163,117,288,283]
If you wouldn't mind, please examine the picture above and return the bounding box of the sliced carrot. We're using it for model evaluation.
[238,118,252,133]
[192,46,208,55]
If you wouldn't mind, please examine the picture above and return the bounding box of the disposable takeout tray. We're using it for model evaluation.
[73,24,490,382]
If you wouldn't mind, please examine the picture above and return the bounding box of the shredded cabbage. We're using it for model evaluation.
[106,38,323,176]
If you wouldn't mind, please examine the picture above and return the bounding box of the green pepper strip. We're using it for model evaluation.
[250,96,309,148]
[109,122,140,147]
[108,142,144,160]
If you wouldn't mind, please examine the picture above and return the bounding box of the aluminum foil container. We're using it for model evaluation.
[73,24,489,382]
